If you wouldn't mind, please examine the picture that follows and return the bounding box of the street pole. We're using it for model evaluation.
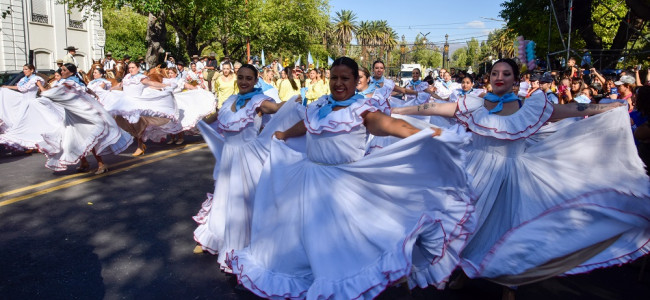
[443,34,449,70]
[566,0,573,63]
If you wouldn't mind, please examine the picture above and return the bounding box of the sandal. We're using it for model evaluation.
[94,165,109,175]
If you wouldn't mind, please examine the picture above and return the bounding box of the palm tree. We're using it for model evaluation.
[357,21,372,63]
[374,20,391,61]
[384,28,398,63]
[332,9,358,56]
[488,27,516,59]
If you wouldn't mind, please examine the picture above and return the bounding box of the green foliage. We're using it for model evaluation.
[103,7,147,59]
[410,35,442,68]
[592,0,630,46]
[499,0,559,56]
[256,0,330,62]
[451,48,467,68]
[466,38,480,69]
[332,9,358,55]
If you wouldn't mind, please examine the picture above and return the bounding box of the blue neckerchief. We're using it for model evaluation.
[66,75,84,86]
[318,94,364,119]
[89,78,109,85]
[235,88,262,111]
[483,92,519,114]
[18,74,35,87]
[459,88,473,96]
[443,80,452,89]
[356,84,376,96]
[410,80,422,89]
[370,76,384,88]
[259,80,274,92]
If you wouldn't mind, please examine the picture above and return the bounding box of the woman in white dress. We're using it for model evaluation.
[192,64,302,271]
[369,60,420,114]
[448,76,485,103]
[0,64,63,150]
[78,67,123,173]
[87,68,113,96]
[159,67,216,145]
[432,71,461,100]
[37,63,132,172]
[392,58,650,296]
[186,62,207,90]
[356,66,375,98]
[428,76,486,129]
[228,57,475,300]
[404,68,429,102]
[103,62,177,156]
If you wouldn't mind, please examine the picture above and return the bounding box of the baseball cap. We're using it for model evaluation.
[614,75,635,85]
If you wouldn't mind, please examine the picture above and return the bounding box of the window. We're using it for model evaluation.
[31,0,49,24]
[68,8,84,29]
[34,51,52,70]
[74,54,86,70]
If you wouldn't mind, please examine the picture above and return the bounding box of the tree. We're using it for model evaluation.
[63,0,171,67]
[102,7,147,59]
[255,0,329,64]
[64,0,329,66]
[332,9,358,56]
[356,21,372,62]
[451,48,468,69]
[500,0,649,68]
[466,38,480,69]
[486,27,516,59]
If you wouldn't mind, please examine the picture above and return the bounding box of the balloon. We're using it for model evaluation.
[528,60,536,70]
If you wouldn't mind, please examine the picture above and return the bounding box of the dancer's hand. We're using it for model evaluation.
[274,131,286,141]
[430,127,442,137]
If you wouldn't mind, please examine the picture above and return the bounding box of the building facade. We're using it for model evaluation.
[0,0,105,72]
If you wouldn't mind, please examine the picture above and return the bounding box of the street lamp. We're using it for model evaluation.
[443,34,449,69]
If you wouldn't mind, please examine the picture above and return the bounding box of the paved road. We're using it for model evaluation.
[0,136,648,299]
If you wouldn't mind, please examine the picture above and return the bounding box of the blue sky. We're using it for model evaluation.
[327,0,507,49]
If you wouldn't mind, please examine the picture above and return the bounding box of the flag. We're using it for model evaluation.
[316,60,319,69]
[307,51,314,65]
[327,56,334,66]
[261,49,265,66]
[295,55,301,67]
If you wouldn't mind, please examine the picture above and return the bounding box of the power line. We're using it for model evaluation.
[391,19,504,28]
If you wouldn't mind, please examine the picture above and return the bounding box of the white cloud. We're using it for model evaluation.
[466,20,486,28]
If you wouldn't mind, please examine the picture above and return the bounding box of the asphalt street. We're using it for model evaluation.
[0,135,648,300]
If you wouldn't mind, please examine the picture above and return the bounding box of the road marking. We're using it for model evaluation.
[0,143,207,207]
[0,144,198,198]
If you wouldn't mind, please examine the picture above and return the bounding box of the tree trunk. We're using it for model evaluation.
[145,13,167,69]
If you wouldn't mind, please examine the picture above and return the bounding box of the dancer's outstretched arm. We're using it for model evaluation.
[550,102,625,119]
[275,121,306,141]
[391,101,458,117]
[258,100,285,114]
[363,111,441,138]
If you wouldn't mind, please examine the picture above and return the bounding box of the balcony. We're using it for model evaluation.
[32,13,48,24]
[68,19,83,29]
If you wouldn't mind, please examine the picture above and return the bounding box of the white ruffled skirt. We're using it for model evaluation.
[36,85,132,170]
[0,88,64,150]
[229,129,475,300]
[460,107,650,285]
[193,100,303,270]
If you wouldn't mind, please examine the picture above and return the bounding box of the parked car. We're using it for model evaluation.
[0,69,56,87]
